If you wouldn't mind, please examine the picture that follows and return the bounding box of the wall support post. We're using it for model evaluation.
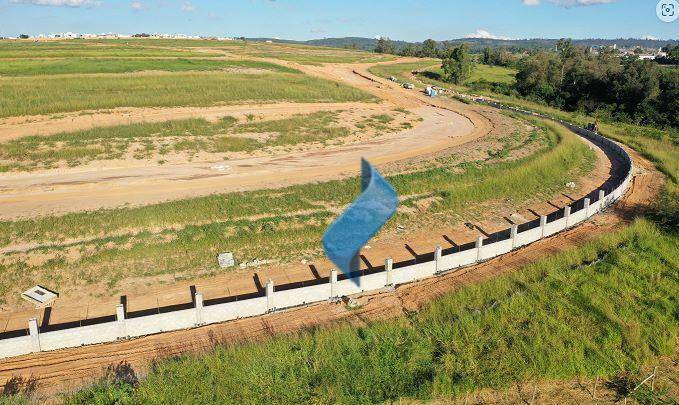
[584,198,591,217]
[116,304,127,339]
[194,292,204,326]
[564,205,571,227]
[475,236,483,262]
[266,279,274,312]
[330,269,338,298]
[28,318,40,353]
[385,258,393,286]
[510,224,518,249]
[540,215,547,238]
[434,245,442,273]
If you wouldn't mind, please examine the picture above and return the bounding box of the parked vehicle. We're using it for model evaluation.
[389,76,398,82]
[402,83,414,89]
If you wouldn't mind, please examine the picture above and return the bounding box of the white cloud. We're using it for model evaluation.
[640,35,658,40]
[130,1,142,10]
[10,0,100,6]
[522,0,617,6]
[465,29,512,41]
[180,1,195,12]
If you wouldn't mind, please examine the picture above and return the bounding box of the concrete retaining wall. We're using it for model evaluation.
[0,104,634,360]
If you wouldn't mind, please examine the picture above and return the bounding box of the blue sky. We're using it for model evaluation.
[0,0,677,40]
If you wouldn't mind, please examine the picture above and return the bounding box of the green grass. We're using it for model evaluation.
[240,43,395,65]
[0,58,299,76]
[369,60,517,87]
[0,118,595,301]
[0,71,376,117]
[368,59,439,83]
[0,112,355,169]
[0,41,212,58]
[61,219,678,403]
[230,111,350,147]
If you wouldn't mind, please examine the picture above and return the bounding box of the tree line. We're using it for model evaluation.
[514,39,678,128]
[375,37,678,129]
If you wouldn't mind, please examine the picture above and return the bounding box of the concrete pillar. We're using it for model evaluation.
[564,206,571,227]
[265,279,274,312]
[28,318,40,353]
[510,224,518,248]
[540,215,547,238]
[115,304,127,339]
[475,236,483,261]
[584,198,591,217]
[330,269,338,298]
[385,257,393,286]
[194,292,204,326]
[434,245,442,273]
[599,189,606,210]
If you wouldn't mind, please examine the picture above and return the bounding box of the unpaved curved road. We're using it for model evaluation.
[0,63,489,219]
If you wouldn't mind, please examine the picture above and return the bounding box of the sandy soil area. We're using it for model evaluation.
[0,62,490,219]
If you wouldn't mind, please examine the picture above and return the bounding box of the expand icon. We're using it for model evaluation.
[322,158,398,285]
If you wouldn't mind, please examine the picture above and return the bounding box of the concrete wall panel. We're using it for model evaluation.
[39,322,120,351]
[514,227,541,248]
[202,297,267,324]
[479,239,512,261]
[274,284,331,309]
[125,309,196,337]
[543,217,567,237]
[0,336,32,358]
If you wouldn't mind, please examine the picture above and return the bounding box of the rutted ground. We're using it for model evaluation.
[0,109,418,172]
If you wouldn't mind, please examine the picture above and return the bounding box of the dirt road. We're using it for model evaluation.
[0,62,489,219]
[0,106,476,219]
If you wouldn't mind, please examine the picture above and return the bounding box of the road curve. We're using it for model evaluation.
[0,68,487,219]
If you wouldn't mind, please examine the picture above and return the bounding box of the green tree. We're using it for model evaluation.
[400,43,419,57]
[374,37,396,54]
[421,39,438,58]
[441,43,474,85]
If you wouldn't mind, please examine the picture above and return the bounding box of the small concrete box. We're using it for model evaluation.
[217,252,235,269]
[21,285,58,308]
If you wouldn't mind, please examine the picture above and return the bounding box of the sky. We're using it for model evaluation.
[0,0,677,40]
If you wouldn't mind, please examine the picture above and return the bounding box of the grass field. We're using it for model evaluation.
[369,60,517,87]
[0,118,595,302]
[368,59,440,83]
[57,218,678,404]
[0,41,212,58]
[0,71,376,117]
[0,58,299,76]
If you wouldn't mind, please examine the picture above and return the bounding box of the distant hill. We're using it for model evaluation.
[248,36,679,53]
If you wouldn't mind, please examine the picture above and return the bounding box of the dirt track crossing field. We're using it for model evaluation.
[0,62,490,219]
